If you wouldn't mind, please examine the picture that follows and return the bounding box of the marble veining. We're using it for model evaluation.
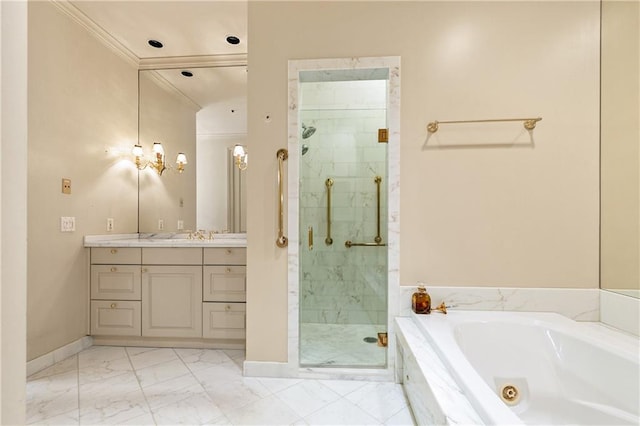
[27,345,416,425]
[84,233,247,248]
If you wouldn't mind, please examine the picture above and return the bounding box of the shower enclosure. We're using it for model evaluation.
[297,75,389,368]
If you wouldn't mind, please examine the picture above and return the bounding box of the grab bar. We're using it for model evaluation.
[374,176,382,244]
[345,175,385,249]
[325,178,334,245]
[276,148,288,248]
[345,241,387,248]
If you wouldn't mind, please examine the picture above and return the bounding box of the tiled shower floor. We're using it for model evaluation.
[300,323,388,367]
[27,345,414,425]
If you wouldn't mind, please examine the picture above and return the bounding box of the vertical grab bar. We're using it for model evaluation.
[325,178,334,245]
[276,149,288,248]
[374,176,382,244]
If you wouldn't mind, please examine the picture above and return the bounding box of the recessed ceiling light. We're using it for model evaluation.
[148,39,163,48]
[181,71,193,77]
[226,35,240,45]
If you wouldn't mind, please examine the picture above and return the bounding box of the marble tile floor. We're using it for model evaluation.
[300,323,387,368]
[27,345,415,425]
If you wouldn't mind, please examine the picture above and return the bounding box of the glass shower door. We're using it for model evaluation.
[298,76,388,368]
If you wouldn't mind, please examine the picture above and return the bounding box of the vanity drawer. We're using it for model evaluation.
[203,247,246,265]
[91,265,141,300]
[202,302,246,339]
[91,247,141,265]
[90,300,141,336]
[142,247,202,265]
[203,266,246,302]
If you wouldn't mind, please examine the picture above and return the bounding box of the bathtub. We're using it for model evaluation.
[409,311,640,425]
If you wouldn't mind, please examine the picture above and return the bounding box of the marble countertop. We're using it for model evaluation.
[84,233,247,248]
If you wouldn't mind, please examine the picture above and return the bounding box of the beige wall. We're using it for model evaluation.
[27,2,138,360]
[600,0,640,292]
[138,71,198,233]
[246,1,600,362]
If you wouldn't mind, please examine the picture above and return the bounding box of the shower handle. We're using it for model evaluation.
[325,178,334,245]
[308,226,313,251]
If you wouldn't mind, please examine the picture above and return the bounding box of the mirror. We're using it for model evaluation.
[600,0,639,298]
[138,66,247,234]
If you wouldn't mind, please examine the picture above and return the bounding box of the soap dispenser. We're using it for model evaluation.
[412,283,431,314]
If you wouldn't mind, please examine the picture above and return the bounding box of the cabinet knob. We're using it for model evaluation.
[225,305,231,311]
[110,249,118,254]
[226,268,232,273]
[226,249,232,255]
[110,267,117,272]
[110,303,117,309]
[142,268,148,273]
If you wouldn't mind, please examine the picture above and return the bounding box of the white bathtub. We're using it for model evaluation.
[410,311,640,425]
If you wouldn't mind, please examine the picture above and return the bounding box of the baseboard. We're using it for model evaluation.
[27,336,93,377]
[243,360,293,378]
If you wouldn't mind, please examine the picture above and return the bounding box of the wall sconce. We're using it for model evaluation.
[133,142,187,175]
[233,144,248,170]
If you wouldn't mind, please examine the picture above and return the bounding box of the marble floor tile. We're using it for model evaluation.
[134,358,191,388]
[175,348,232,373]
[27,345,416,426]
[126,347,180,370]
[26,370,79,424]
[224,394,302,426]
[303,398,380,425]
[275,380,342,418]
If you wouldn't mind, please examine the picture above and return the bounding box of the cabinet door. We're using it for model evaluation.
[91,265,141,300]
[204,247,246,265]
[203,266,246,302]
[142,266,203,338]
[203,302,246,339]
[91,300,141,336]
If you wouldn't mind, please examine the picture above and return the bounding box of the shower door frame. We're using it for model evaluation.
[286,56,401,379]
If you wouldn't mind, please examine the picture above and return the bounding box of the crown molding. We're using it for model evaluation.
[142,70,202,112]
[138,54,248,70]
[51,0,140,68]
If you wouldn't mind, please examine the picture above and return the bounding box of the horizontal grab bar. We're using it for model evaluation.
[345,240,387,248]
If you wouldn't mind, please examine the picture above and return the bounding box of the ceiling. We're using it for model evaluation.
[69,1,248,60]
[68,1,248,135]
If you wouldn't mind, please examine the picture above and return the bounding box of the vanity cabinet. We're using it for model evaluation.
[90,248,142,336]
[203,247,247,339]
[88,244,245,347]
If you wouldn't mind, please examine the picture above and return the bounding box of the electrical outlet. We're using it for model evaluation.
[61,178,71,195]
[177,220,184,230]
[158,219,164,230]
[60,216,76,232]
[107,218,114,231]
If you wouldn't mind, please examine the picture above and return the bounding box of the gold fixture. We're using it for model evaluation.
[433,302,448,314]
[132,142,187,175]
[308,226,314,251]
[378,128,389,143]
[500,384,520,404]
[427,117,542,133]
[377,332,388,347]
[276,148,288,248]
[325,178,334,245]
[233,144,248,170]
[345,175,386,248]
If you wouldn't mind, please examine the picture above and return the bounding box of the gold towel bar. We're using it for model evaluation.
[345,241,387,248]
[427,117,542,133]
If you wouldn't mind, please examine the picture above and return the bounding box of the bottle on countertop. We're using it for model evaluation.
[412,283,431,314]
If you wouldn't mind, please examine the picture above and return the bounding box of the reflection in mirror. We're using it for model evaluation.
[138,66,247,233]
[600,0,639,298]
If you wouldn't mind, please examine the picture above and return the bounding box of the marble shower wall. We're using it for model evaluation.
[299,80,388,326]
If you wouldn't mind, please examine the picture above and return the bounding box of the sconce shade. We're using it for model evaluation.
[132,144,144,157]
[176,153,187,164]
[152,142,164,155]
[233,144,245,157]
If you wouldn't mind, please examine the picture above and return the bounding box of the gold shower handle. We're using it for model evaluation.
[276,148,288,248]
[308,226,313,251]
[325,178,333,245]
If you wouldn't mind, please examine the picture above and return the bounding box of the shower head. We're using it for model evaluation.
[301,123,316,139]
[301,144,309,155]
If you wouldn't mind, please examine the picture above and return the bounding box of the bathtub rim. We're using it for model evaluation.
[410,310,640,425]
